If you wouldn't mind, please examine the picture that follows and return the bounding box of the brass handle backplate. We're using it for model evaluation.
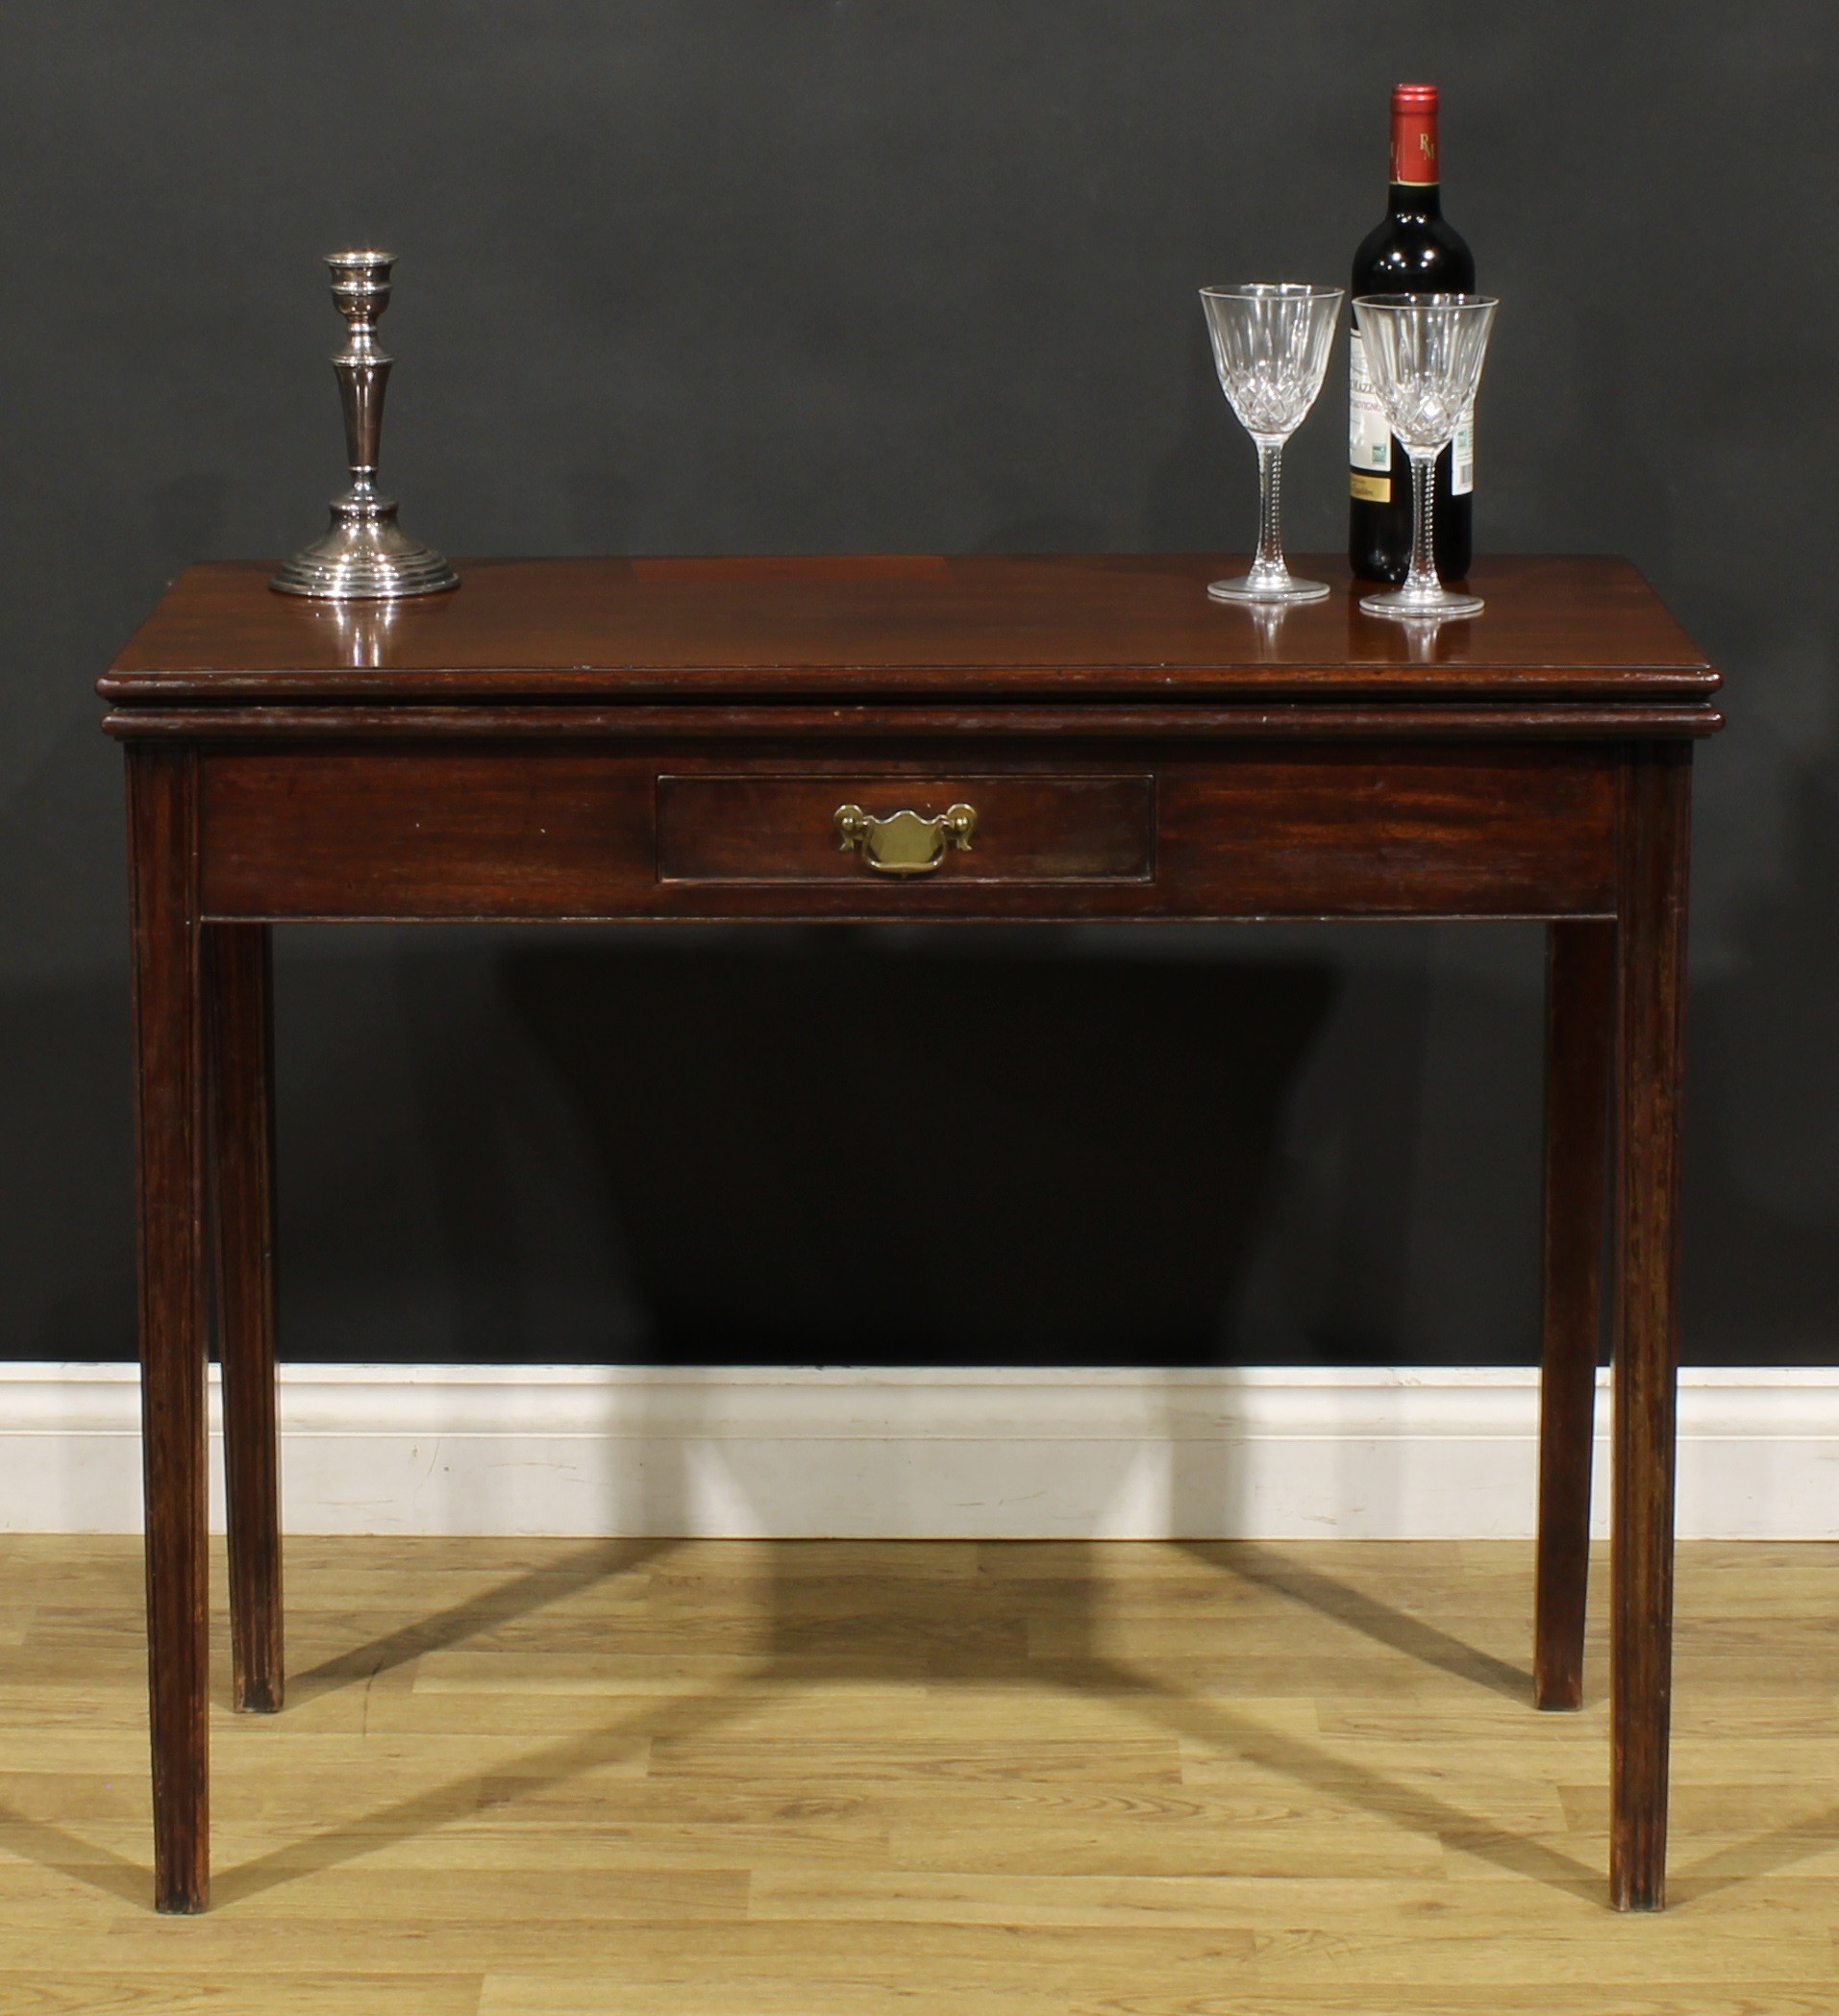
[833,802,978,876]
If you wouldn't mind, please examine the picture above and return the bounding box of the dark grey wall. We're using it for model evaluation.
[2,4,1833,1366]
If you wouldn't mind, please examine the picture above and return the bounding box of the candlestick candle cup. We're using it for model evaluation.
[272,251,458,600]
[1351,293,1498,620]
[1199,284,1343,606]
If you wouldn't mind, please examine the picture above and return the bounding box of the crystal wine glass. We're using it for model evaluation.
[1352,293,1498,619]
[1200,284,1344,605]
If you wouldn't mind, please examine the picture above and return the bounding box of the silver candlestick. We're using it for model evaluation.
[271,251,458,599]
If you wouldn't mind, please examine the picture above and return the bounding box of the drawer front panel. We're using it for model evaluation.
[658,774,1156,884]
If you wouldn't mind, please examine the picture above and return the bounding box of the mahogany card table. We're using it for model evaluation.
[99,552,1721,1913]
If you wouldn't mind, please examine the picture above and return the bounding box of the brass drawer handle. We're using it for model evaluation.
[833,802,977,876]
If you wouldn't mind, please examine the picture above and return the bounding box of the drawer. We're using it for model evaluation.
[657,774,1156,883]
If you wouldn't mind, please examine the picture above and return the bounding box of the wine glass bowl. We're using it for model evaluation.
[1351,292,1498,619]
[1200,283,1343,605]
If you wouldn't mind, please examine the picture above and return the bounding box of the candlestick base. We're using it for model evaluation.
[271,492,458,600]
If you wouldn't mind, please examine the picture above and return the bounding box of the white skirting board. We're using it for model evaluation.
[1,1362,1836,1540]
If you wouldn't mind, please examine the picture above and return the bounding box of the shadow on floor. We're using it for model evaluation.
[198,1538,1595,1911]
[286,1537,675,1703]
[1185,1538,1532,1703]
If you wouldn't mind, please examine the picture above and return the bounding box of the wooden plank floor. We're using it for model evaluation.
[3,1536,1838,2013]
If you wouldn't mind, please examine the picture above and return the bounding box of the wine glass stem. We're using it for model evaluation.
[1404,448,1440,597]
[1253,439,1288,584]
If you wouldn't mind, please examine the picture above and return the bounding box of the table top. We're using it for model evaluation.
[103,554,1718,709]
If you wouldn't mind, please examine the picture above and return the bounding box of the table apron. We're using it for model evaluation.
[192,740,1621,923]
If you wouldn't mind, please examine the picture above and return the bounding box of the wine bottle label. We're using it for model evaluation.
[1349,333,1392,474]
[1454,410,1474,495]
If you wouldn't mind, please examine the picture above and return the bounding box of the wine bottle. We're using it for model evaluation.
[1349,83,1476,582]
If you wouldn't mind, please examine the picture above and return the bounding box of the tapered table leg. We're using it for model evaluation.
[1534,919,1614,1710]
[1610,744,1692,1912]
[128,748,211,1913]
[207,923,285,1713]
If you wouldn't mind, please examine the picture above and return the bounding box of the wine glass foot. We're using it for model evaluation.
[1358,585,1484,621]
[1208,574,1330,607]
